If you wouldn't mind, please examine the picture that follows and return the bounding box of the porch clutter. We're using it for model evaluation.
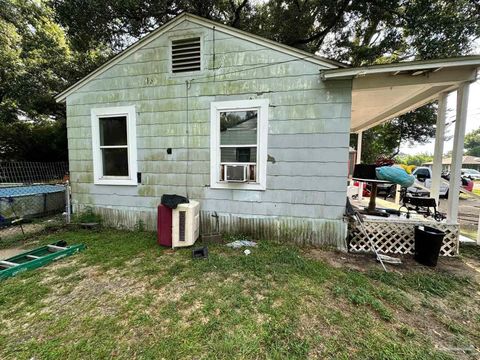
[348,163,459,257]
[348,217,458,257]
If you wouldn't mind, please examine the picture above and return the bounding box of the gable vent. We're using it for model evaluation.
[171,37,201,73]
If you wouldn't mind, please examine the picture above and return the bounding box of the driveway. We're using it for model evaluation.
[439,182,480,226]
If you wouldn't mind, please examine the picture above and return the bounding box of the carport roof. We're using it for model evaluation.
[321,56,480,133]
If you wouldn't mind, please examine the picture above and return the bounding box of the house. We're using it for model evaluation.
[423,155,480,172]
[56,13,480,251]
[55,13,351,248]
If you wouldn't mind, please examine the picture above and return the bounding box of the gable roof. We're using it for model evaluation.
[55,13,345,102]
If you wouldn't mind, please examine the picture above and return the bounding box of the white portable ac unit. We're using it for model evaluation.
[224,164,247,182]
[172,200,200,248]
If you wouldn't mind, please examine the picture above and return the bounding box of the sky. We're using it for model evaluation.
[399,80,480,155]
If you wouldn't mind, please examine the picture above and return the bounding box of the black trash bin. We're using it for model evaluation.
[414,226,445,267]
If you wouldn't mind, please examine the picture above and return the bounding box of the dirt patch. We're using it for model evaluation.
[305,248,480,279]
[0,246,25,260]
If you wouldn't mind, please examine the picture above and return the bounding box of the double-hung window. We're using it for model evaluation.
[91,106,137,185]
[210,99,269,190]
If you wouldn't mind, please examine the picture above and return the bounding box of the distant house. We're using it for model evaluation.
[423,155,480,172]
[55,13,480,250]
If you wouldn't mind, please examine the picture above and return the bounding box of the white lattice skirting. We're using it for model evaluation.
[348,218,459,257]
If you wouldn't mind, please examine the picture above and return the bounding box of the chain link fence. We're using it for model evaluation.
[0,162,70,247]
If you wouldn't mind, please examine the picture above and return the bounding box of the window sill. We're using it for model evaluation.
[210,182,266,191]
[94,178,138,186]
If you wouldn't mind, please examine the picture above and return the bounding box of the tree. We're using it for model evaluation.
[465,128,480,157]
[0,0,109,161]
[53,1,480,65]
[0,120,67,161]
[395,153,433,166]
[51,0,254,52]
[2,0,479,161]
[252,0,479,162]
[350,104,438,163]
[51,0,480,164]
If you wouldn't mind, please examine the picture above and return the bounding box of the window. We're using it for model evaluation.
[210,99,269,190]
[414,168,430,179]
[91,106,137,185]
[171,37,201,73]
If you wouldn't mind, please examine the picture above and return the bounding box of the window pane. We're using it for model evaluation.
[100,116,127,146]
[102,148,129,176]
[220,111,257,145]
[221,147,257,163]
[415,169,430,178]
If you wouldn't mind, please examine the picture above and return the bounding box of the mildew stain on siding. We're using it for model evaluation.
[74,204,347,249]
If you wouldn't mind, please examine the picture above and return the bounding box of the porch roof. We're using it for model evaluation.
[321,56,480,132]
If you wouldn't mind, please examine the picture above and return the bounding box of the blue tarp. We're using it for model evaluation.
[376,166,415,187]
[0,185,64,198]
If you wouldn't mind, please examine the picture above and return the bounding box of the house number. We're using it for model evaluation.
[144,77,155,85]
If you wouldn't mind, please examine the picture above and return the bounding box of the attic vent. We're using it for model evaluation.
[171,37,201,73]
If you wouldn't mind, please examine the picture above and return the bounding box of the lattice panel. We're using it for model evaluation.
[348,219,459,257]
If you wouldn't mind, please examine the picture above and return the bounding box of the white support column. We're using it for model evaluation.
[477,213,480,245]
[394,184,401,205]
[356,131,363,165]
[356,131,363,200]
[447,83,470,223]
[430,92,448,204]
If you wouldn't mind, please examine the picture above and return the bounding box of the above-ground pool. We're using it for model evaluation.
[0,184,65,198]
[0,184,66,219]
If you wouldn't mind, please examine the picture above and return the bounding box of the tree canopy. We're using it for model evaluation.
[1,0,479,161]
[465,128,480,157]
[395,152,433,167]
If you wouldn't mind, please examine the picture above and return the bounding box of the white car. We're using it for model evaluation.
[461,168,480,180]
[407,167,449,197]
[408,166,474,197]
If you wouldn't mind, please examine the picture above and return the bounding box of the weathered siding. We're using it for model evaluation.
[66,19,352,247]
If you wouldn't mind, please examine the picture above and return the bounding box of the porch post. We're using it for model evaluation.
[447,83,470,223]
[477,213,480,245]
[356,131,363,165]
[356,131,363,200]
[430,92,448,204]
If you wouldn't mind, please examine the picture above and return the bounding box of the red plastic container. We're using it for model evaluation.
[157,204,172,247]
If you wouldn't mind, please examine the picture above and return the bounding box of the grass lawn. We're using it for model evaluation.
[461,227,478,240]
[1,229,480,359]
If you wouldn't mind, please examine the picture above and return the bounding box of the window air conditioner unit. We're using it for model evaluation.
[224,164,247,182]
[172,200,200,248]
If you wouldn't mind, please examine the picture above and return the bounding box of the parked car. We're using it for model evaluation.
[408,166,473,197]
[461,168,480,180]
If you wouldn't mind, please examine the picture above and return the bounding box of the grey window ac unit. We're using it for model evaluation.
[224,164,247,182]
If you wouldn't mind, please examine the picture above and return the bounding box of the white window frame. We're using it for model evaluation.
[210,99,269,191]
[91,106,138,186]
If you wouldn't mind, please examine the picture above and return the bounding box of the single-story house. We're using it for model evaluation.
[423,155,480,172]
[56,13,480,250]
